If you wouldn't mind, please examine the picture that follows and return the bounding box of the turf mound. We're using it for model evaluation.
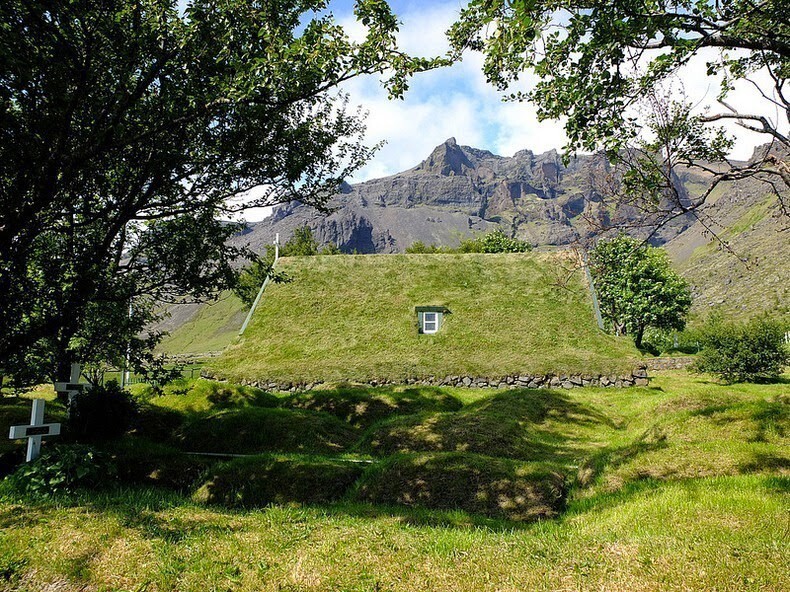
[110,439,216,492]
[193,455,366,508]
[174,407,358,455]
[361,389,611,463]
[355,452,566,521]
[209,253,640,384]
[281,385,463,428]
[139,379,279,414]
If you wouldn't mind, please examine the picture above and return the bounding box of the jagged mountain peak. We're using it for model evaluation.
[412,137,476,176]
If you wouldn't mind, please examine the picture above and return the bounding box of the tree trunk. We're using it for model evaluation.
[634,326,645,350]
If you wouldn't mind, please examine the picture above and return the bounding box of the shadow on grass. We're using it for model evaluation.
[576,425,669,488]
[354,452,566,523]
[359,388,617,465]
[280,385,463,428]
[688,395,789,442]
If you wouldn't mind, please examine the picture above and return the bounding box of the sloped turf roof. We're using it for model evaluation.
[207,252,640,384]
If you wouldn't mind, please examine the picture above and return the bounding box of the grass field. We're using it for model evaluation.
[0,372,788,591]
[208,253,640,384]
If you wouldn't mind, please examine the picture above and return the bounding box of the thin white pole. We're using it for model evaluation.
[239,234,280,337]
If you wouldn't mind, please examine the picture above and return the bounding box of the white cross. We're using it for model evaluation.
[54,363,85,403]
[8,399,61,462]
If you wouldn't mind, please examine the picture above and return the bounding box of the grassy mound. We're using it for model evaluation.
[355,452,566,521]
[138,379,279,413]
[360,389,612,463]
[174,407,358,455]
[109,439,217,492]
[193,455,366,508]
[209,253,640,383]
[282,384,463,428]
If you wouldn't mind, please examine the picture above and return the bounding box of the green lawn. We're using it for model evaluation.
[0,372,788,591]
[209,253,641,383]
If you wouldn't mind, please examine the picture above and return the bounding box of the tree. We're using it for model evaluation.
[281,225,320,257]
[449,1,789,237]
[693,315,789,382]
[0,0,436,385]
[589,235,692,349]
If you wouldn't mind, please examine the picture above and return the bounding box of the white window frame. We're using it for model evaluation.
[422,312,439,334]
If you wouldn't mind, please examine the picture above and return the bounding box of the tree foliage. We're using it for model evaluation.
[0,0,436,384]
[589,235,692,348]
[449,1,789,234]
[693,315,789,382]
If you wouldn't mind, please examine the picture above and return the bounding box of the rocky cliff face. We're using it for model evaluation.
[234,138,703,254]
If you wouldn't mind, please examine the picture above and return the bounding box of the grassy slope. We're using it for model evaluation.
[156,292,247,355]
[0,372,788,591]
[666,190,790,323]
[209,253,639,383]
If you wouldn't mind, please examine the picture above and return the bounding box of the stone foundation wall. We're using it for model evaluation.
[644,357,695,371]
[219,367,650,393]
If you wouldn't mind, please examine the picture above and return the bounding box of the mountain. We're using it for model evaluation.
[233,138,706,254]
[664,145,790,321]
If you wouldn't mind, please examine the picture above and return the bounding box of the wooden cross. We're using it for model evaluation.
[8,399,61,462]
[53,363,85,403]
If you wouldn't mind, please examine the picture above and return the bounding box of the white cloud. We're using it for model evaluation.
[238,2,786,221]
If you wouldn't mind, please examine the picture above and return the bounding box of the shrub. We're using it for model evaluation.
[8,444,116,496]
[477,229,531,253]
[68,381,137,442]
[355,452,566,521]
[193,455,365,508]
[693,316,789,383]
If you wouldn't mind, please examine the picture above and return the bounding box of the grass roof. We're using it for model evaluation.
[207,252,639,384]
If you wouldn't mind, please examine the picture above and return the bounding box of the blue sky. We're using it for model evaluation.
[220,1,787,219]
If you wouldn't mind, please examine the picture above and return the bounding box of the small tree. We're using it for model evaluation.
[693,316,789,383]
[282,226,320,257]
[589,235,692,349]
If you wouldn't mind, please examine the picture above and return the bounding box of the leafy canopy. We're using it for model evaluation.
[449,1,789,232]
[589,235,692,349]
[0,0,438,385]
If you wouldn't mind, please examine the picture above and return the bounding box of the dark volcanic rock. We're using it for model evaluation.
[234,138,704,255]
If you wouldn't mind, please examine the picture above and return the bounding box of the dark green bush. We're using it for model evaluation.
[8,444,116,496]
[194,455,365,508]
[693,316,789,383]
[355,452,566,521]
[68,381,137,442]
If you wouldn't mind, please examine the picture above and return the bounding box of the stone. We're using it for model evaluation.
[462,376,472,386]
[562,381,574,389]
[635,378,649,386]
[549,376,561,387]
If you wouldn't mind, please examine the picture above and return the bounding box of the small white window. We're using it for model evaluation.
[423,312,438,334]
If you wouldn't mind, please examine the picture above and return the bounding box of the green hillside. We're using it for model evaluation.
[666,188,790,323]
[207,252,640,384]
[157,293,246,356]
